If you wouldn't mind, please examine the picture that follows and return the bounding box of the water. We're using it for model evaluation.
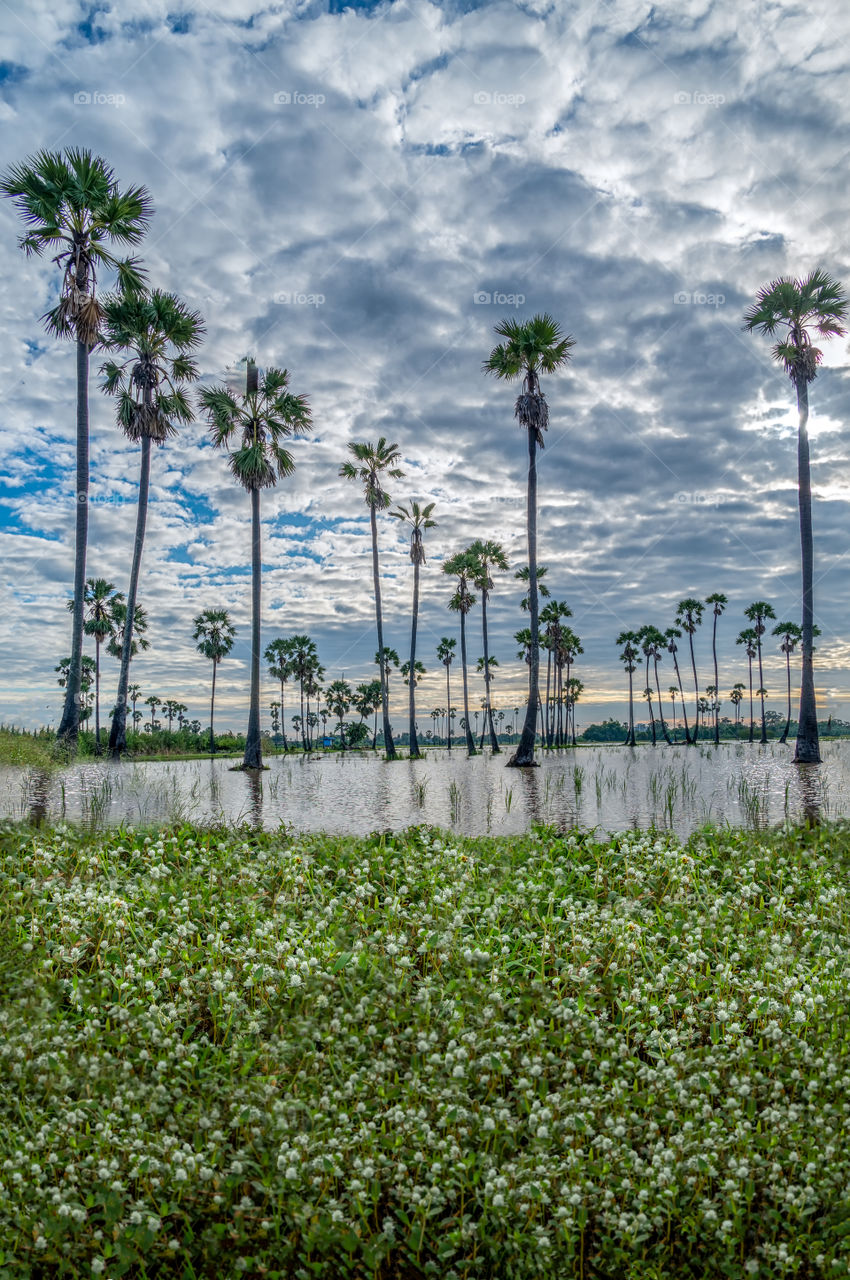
[2,741,847,837]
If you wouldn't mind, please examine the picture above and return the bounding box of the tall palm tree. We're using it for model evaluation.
[668,686,679,737]
[736,628,759,743]
[340,439,404,760]
[443,550,478,755]
[705,592,727,746]
[558,626,583,747]
[567,677,583,744]
[193,608,236,754]
[483,313,575,766]
[107,601,149,668]
[475,655,499,750]
[637,626,660,746]
[644,625,673,745]
[264,637,293,752]
[744,601,776,744]
[616,631,640,747]
[325,680,353,751]
[68,577,123,755]
[466,539,508,753]
[541,600,573,747]
[103,287,204,759]
[664,627,691,745]
[2,149,152,749]
[392,500,437,759]
[744,270,847,764]
[436,637,456,752]
[675,599,705,744]
[201,359,312,769]
[144,695,160,734]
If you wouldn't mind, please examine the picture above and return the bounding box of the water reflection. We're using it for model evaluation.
[1,742,849,838]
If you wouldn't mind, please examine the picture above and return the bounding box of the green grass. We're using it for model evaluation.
[1,820,849,1278]
[0,727,58,768]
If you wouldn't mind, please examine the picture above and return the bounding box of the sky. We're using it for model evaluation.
[1,0,850,735]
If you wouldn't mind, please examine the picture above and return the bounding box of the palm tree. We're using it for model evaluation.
[68,577,123,755]
[107,601,149,669]
[201,359,312,769]
[340,439,404,761]
[287,636,318,752]
[264,637,294,753]
[103,287,204,759]
[705,593,727,746]
[744,602,776,744]
[127,683,142,731]
[56,655,96,727]
[744,270,847,764]
[616,631,640,747]
[730,683,745,737]
[567,678,583,744]
[541,600,573,747]
[436,637,456,752]
[664,627,692,745]
[2,149,152,750]
[484,313,575,766]
[516,565,551,611]
[392,500,436,759]
[736,628,759,743]
[325,680,353,751]
[705,686,719,740]
[644,626,673,745]
[144,695,160,734]
[443,551,478,755]
[304,664,325,751]
[375,648,400,748]
[558,626,583,747]
[353,680,382,750]
[772,620,817,745]
[637,627,660,746]
[466,539,508,753]
[193,608,236,754]
[668,686,679,737]
[675,599,704,744]
[475,655,499,749]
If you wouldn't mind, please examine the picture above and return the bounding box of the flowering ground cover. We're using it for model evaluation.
[0,819,848,1279]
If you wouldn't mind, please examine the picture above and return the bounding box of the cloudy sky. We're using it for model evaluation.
[1,0,849,735]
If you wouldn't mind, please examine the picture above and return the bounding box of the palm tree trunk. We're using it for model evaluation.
[780,648,792,744]
[300,677,307,752]
[209,659,217,753]
[445,664,452,753]
[672,653,690,745]
[756,635,767,745]
[480,593,499,753]
[57,339,90,749]
[544,644,553,749]
[370,504,395,759]
[108,434,151,759]
[625,666,636,746]
[408,556,421,758]
[712,613,720,745]
[645,655,656,745]
[653,658,673,744]
[794,378,821,763]
[243,487,263,769]
[279,679,288,752]
[688,632,699,745]
[748,657,754,743]
[93,637,101,752]
[459,610,476,755]
[510,424,539,766]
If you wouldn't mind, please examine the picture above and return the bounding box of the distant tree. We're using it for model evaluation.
[392,499,436,759]
[616,631,640,747]
[264,637,294,752]
[68,577,123,755]
[664,627,691,744]
[443,551,478,755]
[436,637,456,752]
[675,599,705,744]
[705,593,727,745]
[325,680,353,751]
[744,602,777,744]
[193,607,236,754]
[736,628,759,743]
[467,539,509,753]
